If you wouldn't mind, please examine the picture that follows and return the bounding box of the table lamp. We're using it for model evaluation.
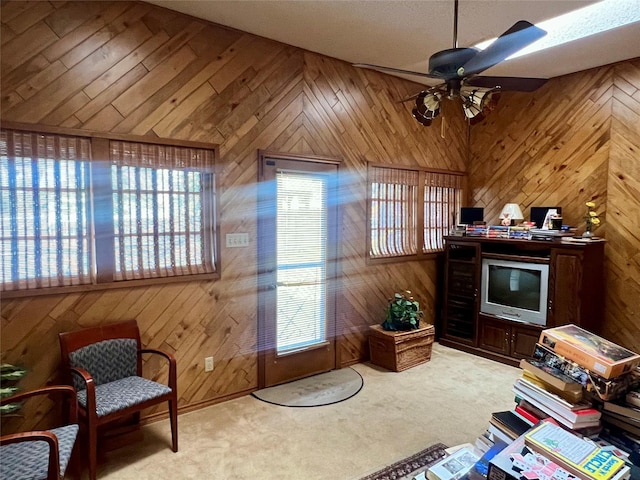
[499,203,524,226]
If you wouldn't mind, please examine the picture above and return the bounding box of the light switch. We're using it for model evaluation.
[226,233,249,247]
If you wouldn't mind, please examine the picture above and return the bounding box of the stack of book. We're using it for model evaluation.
[467,325,640,480]
[486,225,510,239]
[466,225,488,237]
[512,373,601,431]
[486,410,536,445]
[533,325,640,464]
[508,226,530,239]
[488,419,632,480]
[600,388,640,438]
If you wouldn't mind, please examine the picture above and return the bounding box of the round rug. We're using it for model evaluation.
[251,367,363,407]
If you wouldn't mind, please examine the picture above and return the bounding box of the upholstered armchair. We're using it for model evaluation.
[58,320,178,480]
[0,385,79,480]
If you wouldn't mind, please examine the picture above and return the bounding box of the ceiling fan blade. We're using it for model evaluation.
[353,63,441,79]
[465,76,548,92]
[460,21,546,76]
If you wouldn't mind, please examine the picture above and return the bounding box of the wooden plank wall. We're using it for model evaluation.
[469,58,640,353]
[0,1,468,430]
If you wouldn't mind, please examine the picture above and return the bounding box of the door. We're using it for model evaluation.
[510,324,541,360]
[258,152,339,387]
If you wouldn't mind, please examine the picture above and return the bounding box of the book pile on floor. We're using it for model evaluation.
[424,324,640,480]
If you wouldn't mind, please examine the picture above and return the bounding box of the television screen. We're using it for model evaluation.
[487,265,542,312]
[460,207,484,225]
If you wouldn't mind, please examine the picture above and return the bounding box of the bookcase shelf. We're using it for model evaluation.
[440,236,605,367]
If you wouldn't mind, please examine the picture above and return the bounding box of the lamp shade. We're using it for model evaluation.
[499,203,524,223]
[412,91,442,126]
[460,86,501,125]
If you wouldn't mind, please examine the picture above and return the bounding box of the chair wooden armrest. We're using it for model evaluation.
[0,385,79,480]
[69,365,97,417]
[0,431,60,479]
[139,348,177,389]
[0,385,78,424]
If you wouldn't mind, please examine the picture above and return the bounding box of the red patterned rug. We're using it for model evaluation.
[360,443,448,480]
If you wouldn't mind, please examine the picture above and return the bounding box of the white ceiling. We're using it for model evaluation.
[147,0,640,86]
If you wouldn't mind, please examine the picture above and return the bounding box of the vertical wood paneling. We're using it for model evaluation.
[604,59,640,351]
[1,0,465,431]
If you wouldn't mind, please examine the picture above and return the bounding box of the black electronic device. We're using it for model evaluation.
[530,206,562,229]
[460,207,484,225]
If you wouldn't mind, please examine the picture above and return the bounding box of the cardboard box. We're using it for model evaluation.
[539,324,640,379]
[369,324,434,372]
[532,343,640,401]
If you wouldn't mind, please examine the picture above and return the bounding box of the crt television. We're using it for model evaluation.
[480,257,549,326]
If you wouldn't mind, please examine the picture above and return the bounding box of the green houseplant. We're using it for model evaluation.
[0,363,28,416]
[382,290,423,331]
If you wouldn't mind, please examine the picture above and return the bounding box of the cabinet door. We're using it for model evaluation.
[442,241,480,345]
[510,324,541,359]
[548,249,583,327]
[478,316,510,355]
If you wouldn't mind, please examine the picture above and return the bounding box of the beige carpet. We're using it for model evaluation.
[252,367,363,407]
[97,343,520,480]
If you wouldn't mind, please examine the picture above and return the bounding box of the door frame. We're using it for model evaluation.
[256,150,342,389]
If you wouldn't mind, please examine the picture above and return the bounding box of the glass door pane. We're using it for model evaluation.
[276,171,327,353]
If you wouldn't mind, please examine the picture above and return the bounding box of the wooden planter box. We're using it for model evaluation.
[369,323,435,372]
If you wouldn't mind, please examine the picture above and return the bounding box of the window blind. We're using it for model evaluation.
[424,171,463,252]
[0,130,91,291]
[276,170,327,353]
[369,166,419,258]
[110,140,216,281]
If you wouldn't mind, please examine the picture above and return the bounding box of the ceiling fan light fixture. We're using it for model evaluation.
[356,0,545,127]
[412,107,433,126]
[412,91,441,126]
[461,87,501,124]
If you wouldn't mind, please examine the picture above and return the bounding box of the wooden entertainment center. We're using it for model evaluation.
[441,236,605,367]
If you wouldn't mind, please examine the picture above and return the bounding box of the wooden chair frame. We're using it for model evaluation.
[0,385,78,480]
[58,320,178,480]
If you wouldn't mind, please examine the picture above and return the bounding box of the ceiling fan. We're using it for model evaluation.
[354,0,548,126]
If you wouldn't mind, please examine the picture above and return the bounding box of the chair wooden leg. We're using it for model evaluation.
[169,398,178,452]
[87,420,97,480]
[68,439,82,480]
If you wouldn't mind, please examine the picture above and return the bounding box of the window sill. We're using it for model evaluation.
[1,273,220,299]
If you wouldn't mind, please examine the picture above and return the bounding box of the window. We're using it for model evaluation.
[424,171,464,252]
[109,140,216,281]
[1,125,218,295]
[0,131,92,290]
[368,164,464,261]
